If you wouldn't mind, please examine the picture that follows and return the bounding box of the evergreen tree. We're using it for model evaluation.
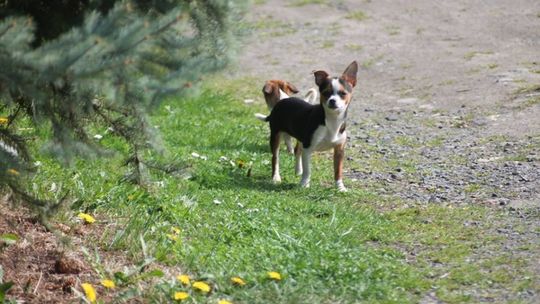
[0,0,243,214]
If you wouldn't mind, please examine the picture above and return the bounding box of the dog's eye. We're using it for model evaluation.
[338,91,347,97]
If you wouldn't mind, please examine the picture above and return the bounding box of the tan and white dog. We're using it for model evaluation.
[261,80,318,153]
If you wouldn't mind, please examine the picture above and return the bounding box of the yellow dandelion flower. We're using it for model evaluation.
[167,233,178,241]
[267,271,282,281]
[171,227,181,235]
[101,279,115,289]
[7,168,19,176]
[0,117,8,125]
[81,283,97,303]
[218,300,233,304]
[192,281,211,293]
[231,276,246,286]
[176,274,191,285]
[173,291,189,301]
[236,159,245,168]
[77,213,96,224]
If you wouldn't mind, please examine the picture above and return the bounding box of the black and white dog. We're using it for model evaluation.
[256,61,358,192]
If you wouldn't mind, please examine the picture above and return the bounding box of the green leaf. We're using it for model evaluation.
[135,269,164,282]
[0,282,14,302]
[114,272,129,283]
[0,234,18,245]
[145,269,164,278]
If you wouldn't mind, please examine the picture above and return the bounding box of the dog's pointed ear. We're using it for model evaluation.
[314,70,329,87]
[263,82,274,94]
[286,82,299,94]
[342,61,358,87]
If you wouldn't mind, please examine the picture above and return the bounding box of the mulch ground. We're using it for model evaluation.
[1,201,102,303]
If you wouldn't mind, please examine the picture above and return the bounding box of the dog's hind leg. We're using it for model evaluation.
[271,131,281,183]
[283,133,294,154]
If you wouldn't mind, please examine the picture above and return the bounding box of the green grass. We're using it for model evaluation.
[13,81,539,303]
[512,83,540,109]
[463,51,494,61]
[321,40,334,49]
[287,0,327,7]
[346,10,368,21]
[385,25,400,36]
[345,43,363,51]
[251,17,297,37]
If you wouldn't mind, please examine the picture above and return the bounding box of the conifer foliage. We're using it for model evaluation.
[0,0,242,210]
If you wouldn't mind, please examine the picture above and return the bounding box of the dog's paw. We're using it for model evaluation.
[336,180,347,192]
[272,175,282,183]
[300,179,310,188]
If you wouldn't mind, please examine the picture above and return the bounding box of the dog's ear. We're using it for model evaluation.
[314,70,329,87]
[285,82,299,94]
[263,82,274,95]
[342,61,358,87]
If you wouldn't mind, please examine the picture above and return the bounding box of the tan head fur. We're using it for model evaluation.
[262,80,299,110]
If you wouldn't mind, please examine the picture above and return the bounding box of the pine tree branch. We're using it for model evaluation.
[6,104,22,129]
[0,21,14,38]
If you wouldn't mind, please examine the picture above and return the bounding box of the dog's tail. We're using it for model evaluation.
[255,113,269,122]
[304,88,318,104]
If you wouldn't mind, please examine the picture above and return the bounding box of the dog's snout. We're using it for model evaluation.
[328,98,337,108]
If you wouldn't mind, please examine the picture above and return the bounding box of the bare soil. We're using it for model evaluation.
[0,201,93,303]
[0,200,133,303]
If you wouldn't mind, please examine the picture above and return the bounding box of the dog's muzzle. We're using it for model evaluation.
[328,98,338,109]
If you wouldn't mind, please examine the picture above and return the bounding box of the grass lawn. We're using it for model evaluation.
[20,79,536,303]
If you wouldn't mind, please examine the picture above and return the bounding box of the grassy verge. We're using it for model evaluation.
[14,80,538,303]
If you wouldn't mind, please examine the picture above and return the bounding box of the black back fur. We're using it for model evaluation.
[266,97,325,149]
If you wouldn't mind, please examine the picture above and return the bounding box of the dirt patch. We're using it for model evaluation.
[0,201,95,303]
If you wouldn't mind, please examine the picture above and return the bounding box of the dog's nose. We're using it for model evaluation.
[328,98,337,108]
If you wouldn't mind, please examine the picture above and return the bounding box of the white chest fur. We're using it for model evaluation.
[310,124,347,151]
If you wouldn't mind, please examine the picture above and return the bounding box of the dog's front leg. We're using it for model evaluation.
[294,142,303,175]
[271,131,281,183]
[333,142,347,192]
[300,148,312,188]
